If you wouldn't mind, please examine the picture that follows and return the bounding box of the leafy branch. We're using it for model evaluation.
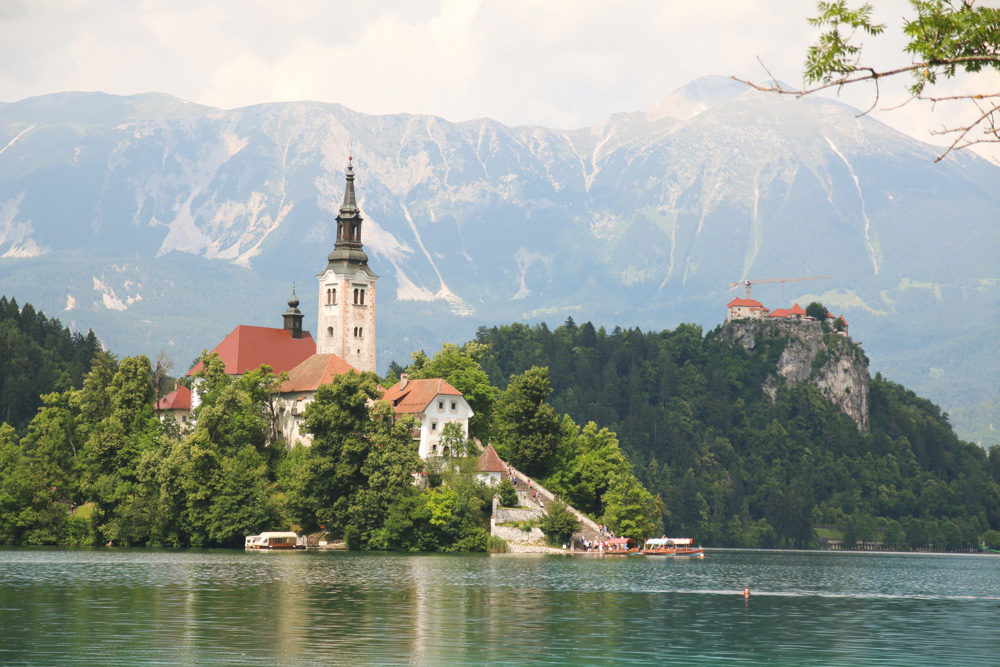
[734,0,1000,161]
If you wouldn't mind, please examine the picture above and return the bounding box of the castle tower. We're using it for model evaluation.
[316,158,378,372]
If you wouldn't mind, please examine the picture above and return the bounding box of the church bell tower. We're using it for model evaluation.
[316,158,378,372]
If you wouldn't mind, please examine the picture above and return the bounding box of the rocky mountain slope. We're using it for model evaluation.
[0,77,997,442]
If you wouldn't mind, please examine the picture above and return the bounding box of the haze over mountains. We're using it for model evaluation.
[0,76,997,443]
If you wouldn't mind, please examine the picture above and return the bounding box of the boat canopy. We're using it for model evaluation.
[257,532,299,539]
[605,538,637,547]
[645,537,693,546]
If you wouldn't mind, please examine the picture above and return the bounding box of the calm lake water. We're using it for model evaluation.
[1,548,999,665]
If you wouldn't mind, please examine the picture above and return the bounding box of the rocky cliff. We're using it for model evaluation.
[722,319,870,433]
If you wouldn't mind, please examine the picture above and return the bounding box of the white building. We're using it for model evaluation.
[382,374,474,459]
[726,297,769,321]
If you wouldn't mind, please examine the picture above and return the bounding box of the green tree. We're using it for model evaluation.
[744,1,1000,161]
[548,420,631,517]
[208,445,279,547]
[493,366,562,478]
[0,423,67,544]
[438,420,473,458]
[805,302,828,321]
[296,371,381,534]
[601,477,661,542]
[540,497,581,546]
[155,431,224,547]
[348,401,422,549]
[497,478,518,507]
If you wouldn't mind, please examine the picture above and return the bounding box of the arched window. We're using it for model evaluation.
[359,289,365,305]
[359,327,363,337]
[353,288,359,304]
[327,327,334,337]
[331,288,336,304]
[353,327,358,337]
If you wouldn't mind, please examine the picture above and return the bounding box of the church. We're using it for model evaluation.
[158,159,473,458]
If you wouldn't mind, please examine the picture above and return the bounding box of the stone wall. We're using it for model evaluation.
[495,506,545,523]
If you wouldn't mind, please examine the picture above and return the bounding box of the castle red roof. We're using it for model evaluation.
[382,377,463,415]
[768,303,807,319]
[727,297,766,309]
[155,384,191,411]
[824,311,849,326]
[279,353,357,393]
[188,325,316,376]
[477,444,505,473]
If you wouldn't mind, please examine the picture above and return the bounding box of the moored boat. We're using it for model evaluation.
[245,531,306,550]
[643,537,704,558]
[642,537,677,555]
[600,537,640,555]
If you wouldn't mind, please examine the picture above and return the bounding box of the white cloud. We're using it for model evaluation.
[0,0,995,158]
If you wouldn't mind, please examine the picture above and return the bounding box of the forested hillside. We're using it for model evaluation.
[0,296,101,430]
[474,319,1000,550]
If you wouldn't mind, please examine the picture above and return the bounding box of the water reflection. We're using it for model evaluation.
[2,549,1000,664]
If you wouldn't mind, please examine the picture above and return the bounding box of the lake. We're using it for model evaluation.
[1,548,998,665]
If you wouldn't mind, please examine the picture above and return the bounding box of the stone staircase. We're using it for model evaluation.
[492,459,603,550]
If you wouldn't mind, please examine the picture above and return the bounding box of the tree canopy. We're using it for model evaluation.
[740,0,1000,160]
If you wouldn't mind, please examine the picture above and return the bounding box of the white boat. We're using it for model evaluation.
[244,531,306,550]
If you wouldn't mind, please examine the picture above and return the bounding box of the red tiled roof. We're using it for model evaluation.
[382,377,463,415]
[727,298,765,308]
[155,384,191,411]
[188,325,316,376]
[477,444,505,473]
[279,353,357,393]
[768,303,807,319]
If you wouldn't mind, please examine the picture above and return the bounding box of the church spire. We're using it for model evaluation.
[329,157,369,266]
[340,156,358,216]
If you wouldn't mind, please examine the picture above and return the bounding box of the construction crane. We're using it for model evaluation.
[729,276,830,300]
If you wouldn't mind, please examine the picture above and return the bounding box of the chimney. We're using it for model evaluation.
[399,372,408,389]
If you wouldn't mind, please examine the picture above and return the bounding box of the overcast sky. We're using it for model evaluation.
[2,0,997,158]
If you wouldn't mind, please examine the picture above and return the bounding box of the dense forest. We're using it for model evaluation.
[474,319,1000,550]
[0,296,102,430]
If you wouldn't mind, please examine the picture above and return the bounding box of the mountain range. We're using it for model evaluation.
[0,76,997,444]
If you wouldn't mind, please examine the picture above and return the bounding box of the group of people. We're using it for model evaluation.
[579,539,624,552]
[508,468,546,509]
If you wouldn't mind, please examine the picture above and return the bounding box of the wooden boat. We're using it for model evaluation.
[643,537,704,558]
[643,537,677,555]
[245,531,306,550]
[600,537,640,555]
